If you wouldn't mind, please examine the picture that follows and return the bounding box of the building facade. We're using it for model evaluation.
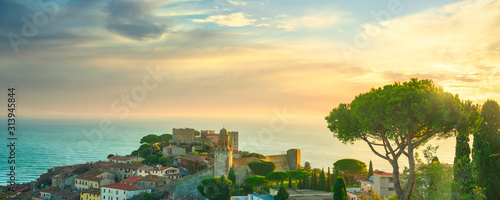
[172,128,195,145]
[100,183,151,200]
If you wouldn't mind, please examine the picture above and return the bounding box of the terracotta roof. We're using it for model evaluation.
[138,175,165,183]
[81,188,100,195]
[99,162,116,167]
[108,163,146,170]
[138,165,154,171]
[180,155,206,162]
[232,157,261,165]
[233,150,240,153]
[121,175,143,184]
[109,155,139,161]
[374,172,393,177]
[101,183,150,191]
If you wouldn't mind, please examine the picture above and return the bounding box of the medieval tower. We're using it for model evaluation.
[214,128,233,177]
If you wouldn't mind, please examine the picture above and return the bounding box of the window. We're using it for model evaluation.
[389,188,395,191]
[102,195,105,200]
[103,189,106,193]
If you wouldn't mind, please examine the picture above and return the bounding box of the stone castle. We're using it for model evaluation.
[172,128,239,151]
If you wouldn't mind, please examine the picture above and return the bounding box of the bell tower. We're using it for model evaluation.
[214,128,233,177]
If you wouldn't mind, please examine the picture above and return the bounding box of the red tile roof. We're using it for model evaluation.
[109,155,139,161]
[121,175,143,184]
[374,172,393,177]
[101,183,150,191]
[99,162,116,167]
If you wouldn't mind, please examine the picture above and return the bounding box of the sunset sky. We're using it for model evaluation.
[1,0,499,117]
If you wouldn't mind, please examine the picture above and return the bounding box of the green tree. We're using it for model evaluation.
[266,171,288,188]
[140,134,160,144]
[158,156,170,165]
[333,177,348,200]
[311,171,317,190]
[194,130,201,137]
[107,154,115,158]
[326,167,332,192]
[274,186,289,200]
[198,175,232,200]
[287,169,312,189]
[410,147,454,200]
[228,167,237,187]
[473,100,500,199]
[248,161,276,176]
[143,155,159,165]
[288,174,292,188]
[333,159,367,185]
[452,157,486,200]
[304,162,311,170]
[139,148,152,157]
[319,168,326,191]
[325,79,478,200]
[244,176,269,194]
[368,161,373,179]
[159,134,172,144]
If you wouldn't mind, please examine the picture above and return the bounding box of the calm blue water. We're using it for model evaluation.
[0,115,458,185]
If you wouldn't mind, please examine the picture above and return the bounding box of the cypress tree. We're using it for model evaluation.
[368,160,373,179]
[319,168,326,191]
[326,167,332,192]
[333,177,348,200]
[288,174,292,188]
[275,186,289,200]
[298,178,303,189]
[312,171,317,190]
[473,100,500,199]
[228,167,237,187]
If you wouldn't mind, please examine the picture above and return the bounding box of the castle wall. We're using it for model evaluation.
[173,128,195,145]
[263,155,289,171]
[167,166,214,199]
[233,165,253,186]
[263,149,301,172]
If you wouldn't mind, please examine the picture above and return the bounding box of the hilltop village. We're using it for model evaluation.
[1,128,312,200]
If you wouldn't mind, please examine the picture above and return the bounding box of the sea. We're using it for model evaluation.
[0,115,458,185]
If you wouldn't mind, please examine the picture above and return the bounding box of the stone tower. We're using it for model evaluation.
[214,128,233,177]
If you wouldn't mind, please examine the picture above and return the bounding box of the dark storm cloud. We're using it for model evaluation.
[104,0,169,40]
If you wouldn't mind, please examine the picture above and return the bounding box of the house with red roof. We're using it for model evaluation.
[120,175,143,185]
[100,183,151,200]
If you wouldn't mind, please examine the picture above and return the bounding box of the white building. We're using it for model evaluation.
[108,155,144,164]
[373,172,395,198]
[100,183,151,200]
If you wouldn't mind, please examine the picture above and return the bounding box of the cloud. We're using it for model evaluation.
[192,12,256,27]
[276,13,341,31]
[104,0,170,40]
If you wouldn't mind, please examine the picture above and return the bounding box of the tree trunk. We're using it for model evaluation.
[391,160,406,200]
[404,144,416,199]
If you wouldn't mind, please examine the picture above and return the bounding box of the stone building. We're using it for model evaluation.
[214,128,233,177]
[262,149,301,171]
[173,128,195,145]
[228,131,239,151]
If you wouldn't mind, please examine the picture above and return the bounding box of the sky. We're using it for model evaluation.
[0,0,499,117]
